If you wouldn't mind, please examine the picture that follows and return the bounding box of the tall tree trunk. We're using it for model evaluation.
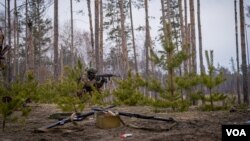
[240,0,249,104]
[7,0,11,83]
[188,24,192,72]
[129,0,138,74]
[70,0,74,67]
[179,0,185,53]
[25,0,28,73]
[27,20,34,73]
[119,0,128,76]
[95,0,100,71]
[234,0,241,104]
[37,2,41,81]
[87,0,94,66]
[16,3,20,76]
[160,0,167,40]
[144,0,150,77]
[4,0,7,47]
[54,0,59,80]
[99,0,104,72]
[13,0,17,80]
[189,0,197,74]
[183,0,188,74]
[60,48,63,79]
[197,0,204,74]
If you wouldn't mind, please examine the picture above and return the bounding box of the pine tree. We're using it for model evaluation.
[119,0,129,76]
[54,0,59,80]
[239,0,249,104]
[70,0,74,67]
[189,0,197,74]
[87,0,94,65]
[197,0,204,74]
[0,73,38,131]
[234,0,241,104]
[95,0,100,71]
[27,0,52,80]
[99,0,104,72]
[113,71,147,106]
[201,50,226,110]
[150,23,188,111]
[129,0,138,74]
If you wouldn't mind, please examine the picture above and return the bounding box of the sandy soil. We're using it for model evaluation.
[0,104,250,141]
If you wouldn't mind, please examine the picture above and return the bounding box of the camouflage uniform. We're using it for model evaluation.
[78,68,107,97]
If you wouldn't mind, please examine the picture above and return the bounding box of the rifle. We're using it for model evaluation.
[35,105,115,132]
[95,74,119,80]
[118,111,175,122]
[91,108,175,122]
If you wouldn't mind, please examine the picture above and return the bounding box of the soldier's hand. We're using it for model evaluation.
[101,78,107,83]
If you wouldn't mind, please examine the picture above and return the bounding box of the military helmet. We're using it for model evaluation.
[87,68,97,80]
[87,68,97,74]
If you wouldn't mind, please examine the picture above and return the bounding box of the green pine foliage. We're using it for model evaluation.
[201,50,227,111]
[113,71,148,106]
[0,72,37,131]
[89,90,111,106]
[149,23,189,111]
[36,80,58,103]
[54,60,86,113]
[175,73,203,104]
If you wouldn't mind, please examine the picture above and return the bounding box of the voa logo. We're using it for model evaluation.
[226,129,246,136]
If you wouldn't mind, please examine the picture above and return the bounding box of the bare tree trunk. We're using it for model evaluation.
[129,0,138,74]
[37,2,41,81]
[27,21,34,73]
[13,0,17,80]
[99,0,104,72]
[179,0,185,52]
[70,0,74,67]
[54,0,59,80]
[25,0,28,73]
[189,0,197,74]
[4,0,7,47]
[184,0,188,74]
[144,0,150,77]
[87,0,94,66]
[240,0,249,104]
[7,0,11,83]
[188,24,192,72]
[234,0,241,104]
[16,4,20,76]
[60,48,64,79]
[160,0,167,40]
[119,0,128,76]
[197,0,204,74]
[95,0,100,71]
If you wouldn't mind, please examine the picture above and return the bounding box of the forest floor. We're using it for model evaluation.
[0,104,250,141]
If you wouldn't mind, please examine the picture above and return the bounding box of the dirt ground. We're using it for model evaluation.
[0,104,250,141]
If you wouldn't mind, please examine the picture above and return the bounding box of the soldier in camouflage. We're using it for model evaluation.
[77,68,107,97]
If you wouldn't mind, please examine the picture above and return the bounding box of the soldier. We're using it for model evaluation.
[0,27,10,61]
[77,68,107,97]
